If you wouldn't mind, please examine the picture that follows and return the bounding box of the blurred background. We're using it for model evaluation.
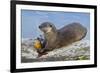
[21,10,90,40]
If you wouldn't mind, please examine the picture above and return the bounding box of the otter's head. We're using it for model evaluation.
[39,22,56,33]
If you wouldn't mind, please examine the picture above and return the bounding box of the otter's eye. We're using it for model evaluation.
[49,25,52,27]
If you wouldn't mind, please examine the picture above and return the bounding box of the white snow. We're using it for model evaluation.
[21,39,90,62]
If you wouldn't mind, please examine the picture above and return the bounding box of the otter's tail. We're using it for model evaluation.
[80,27,87,40]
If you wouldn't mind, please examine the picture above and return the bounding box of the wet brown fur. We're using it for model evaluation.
[38,22,87,54]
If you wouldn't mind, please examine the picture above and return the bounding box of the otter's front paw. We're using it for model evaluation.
[37,52,48,57]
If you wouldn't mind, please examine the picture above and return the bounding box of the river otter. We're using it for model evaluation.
[38,22,87,54]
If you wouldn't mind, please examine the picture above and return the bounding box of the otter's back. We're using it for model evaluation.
[58,23,87,46]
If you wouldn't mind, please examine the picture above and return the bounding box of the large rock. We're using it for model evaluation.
[21,39,90,63]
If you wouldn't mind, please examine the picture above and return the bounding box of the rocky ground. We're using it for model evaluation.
[21,39,90,63]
